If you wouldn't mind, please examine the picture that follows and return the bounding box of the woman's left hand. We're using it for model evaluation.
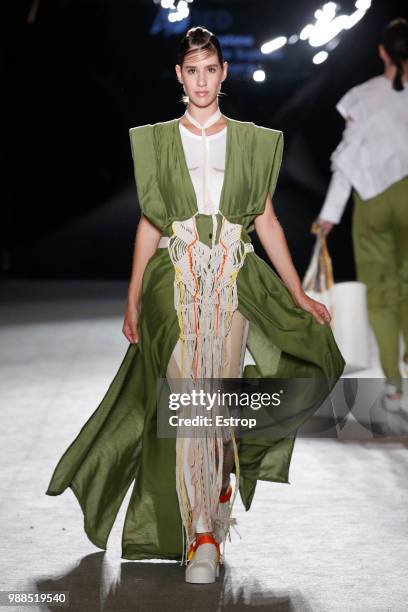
[315,218,335,236]
[293,291,332,325]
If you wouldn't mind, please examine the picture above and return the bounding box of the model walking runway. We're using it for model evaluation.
[45,26,345,583]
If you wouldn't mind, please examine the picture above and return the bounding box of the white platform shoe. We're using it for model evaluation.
[384,382,408,413]
[185,534,220,584]
[384,383,401,412]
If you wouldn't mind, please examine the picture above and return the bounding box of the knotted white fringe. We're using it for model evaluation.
[168,212,249,381]
[167,212,249,565]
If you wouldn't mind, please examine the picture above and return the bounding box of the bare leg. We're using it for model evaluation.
[223,309,249,379]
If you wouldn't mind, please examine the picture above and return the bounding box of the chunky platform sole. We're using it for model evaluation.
[185,540,220,584]
[185,561,220,584]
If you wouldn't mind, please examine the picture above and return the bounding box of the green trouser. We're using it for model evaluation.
[352,175,408,394]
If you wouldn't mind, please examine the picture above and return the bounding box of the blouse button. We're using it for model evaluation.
[209,233,212,239]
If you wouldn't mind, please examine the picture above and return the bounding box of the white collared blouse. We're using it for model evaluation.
[178,121,227,215]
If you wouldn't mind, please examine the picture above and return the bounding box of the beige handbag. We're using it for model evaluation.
[302,223,370,374]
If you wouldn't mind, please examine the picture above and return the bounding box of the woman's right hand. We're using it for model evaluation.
[122,299,141,344]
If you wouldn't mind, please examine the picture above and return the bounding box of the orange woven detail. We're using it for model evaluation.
[187,533,220,562]
[187,227,200,379]
[215,230,228,335]
[219,484,232,503]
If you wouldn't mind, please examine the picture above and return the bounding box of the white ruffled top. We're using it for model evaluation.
[319,74,408,223]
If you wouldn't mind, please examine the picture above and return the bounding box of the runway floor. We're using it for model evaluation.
[1,280,407,612]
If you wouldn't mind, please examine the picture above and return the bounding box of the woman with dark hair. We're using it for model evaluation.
[46,26,345,583]
[316,18,408,411]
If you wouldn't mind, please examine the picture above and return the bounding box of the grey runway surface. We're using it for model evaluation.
[1,280,408,612]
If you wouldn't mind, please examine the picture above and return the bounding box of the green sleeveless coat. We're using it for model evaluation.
[45,116,346,560]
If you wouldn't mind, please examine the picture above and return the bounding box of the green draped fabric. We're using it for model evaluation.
[46,116,346,560]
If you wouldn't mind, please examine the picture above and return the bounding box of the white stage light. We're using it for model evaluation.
[344,9,366,29]
[261,36,287,54]
[322,2,337,20]
[313,50,329,64]
[300,24,314,41]
[326,37,340,51]
[167,0,190,22]
[308,15,348,46]
[306,0,371,47]
[260,0,371,66]
[355,0,371,9]
[253,70,266,82]
[288,34,299,44]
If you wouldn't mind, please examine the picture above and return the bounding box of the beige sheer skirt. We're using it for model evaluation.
[166,309,249,380]
[166,310,249,537]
